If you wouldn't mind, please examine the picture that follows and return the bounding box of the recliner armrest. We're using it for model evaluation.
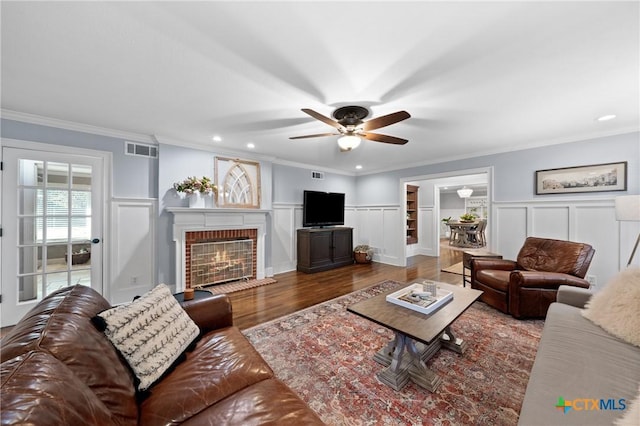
[471,258,517,272]
[510,271,591,289]
[180,293,233,334]
[556,285,594,308]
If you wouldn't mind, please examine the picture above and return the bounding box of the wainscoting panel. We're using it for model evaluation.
[110,198,157,305]
[493,199,623,287]
[271,205,297,274]
[354,206,403,266]
[418,207,436,256]
[356,208,383,250]
[573,205,618,283]
[531,206,570,240]
[494,206,528,261]
[382,207,403,265]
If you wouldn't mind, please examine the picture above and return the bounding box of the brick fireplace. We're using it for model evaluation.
[166,208,269,292]
[185,229,257,288]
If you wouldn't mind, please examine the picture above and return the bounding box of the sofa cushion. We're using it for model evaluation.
[0,285,138,424]
[476,270,510,291]
[139,326,275,426]
[582,267,640,347]
[1,351,116,425]
[95,283,200,391]
[518,302,640,425]
[181,379,325,425]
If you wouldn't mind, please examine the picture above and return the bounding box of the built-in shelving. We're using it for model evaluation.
[406,185,419,245]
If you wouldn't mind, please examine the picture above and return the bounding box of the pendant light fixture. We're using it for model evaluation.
[457,186,473,198]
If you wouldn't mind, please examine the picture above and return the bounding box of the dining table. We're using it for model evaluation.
[446,221,480,247]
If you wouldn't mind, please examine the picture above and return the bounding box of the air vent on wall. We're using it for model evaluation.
[311,171,325,180]
[125,141,158,158]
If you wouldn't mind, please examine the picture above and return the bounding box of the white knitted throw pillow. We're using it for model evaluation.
[96,283,200,391]
[582,267,640,347]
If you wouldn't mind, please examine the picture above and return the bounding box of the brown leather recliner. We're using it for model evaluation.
[470,237,595,318]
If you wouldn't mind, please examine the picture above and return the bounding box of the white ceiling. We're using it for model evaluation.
[2,1,638,175]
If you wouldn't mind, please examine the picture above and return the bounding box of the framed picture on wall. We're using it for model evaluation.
[215,157,261,208]
[535,161,627,195]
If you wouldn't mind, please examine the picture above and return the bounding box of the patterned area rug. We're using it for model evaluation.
[199,278,277,295]
[244,280,544,425]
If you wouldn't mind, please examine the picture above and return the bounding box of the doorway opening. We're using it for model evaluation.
[400,167,492,264]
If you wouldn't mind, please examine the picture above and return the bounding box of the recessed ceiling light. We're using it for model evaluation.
[596,114,616,122]
[247,143,255,149]
[356,165,363,170]
[212,135,222,142]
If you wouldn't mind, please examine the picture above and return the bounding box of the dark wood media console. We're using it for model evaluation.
[296,227,353,273]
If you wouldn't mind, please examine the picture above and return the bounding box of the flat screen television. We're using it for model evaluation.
[303,190,345,227]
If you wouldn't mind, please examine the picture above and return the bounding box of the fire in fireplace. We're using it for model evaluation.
[190,238,254,286]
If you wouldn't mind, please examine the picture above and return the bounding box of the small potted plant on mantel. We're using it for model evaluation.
[173,176,217,208]
[354,245,374,264]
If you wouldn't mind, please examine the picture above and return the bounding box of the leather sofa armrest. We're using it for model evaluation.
[556,285,594,308]
[471,258,517,272]
[180,293,233,334]
[509,271,591,290]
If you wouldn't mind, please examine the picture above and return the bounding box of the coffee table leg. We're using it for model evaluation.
[376,334,410,391]
[440,326,467,353]
[374,332,443,392]
[406,339,443,392]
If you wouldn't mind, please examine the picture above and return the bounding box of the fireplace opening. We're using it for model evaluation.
[190,237,254,286]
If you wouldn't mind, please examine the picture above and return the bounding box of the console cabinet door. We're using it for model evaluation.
[308,231,333,269]
[332,228,353,264]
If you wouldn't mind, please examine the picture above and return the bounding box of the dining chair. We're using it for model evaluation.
[448,223,462,245]
[465,219,486,247]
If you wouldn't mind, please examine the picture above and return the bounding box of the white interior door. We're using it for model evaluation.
[1,146,104,326]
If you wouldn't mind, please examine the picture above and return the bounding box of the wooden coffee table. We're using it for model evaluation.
[347,281,482,392]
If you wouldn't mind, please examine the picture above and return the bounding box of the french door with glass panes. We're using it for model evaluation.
[1,146,104,326]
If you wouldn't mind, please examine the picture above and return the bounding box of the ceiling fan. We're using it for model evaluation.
[290,106,411,151]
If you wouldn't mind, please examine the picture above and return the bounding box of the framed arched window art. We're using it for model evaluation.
[214,157,261,208]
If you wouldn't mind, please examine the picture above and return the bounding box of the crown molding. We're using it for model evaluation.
[356,128,640,176]
[1,109,156,144]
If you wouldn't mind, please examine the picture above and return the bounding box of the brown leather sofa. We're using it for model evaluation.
[0,285,325,425]
[470,237,595,318]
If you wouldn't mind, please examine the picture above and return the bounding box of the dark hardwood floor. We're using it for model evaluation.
[0,244,463,336]
[230,247,463,330]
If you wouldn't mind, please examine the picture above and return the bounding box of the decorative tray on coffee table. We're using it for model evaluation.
[386,283,453,315]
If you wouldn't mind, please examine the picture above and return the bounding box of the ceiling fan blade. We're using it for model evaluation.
[362,111,411,131]
[289,132,340,140]
[361,132,408,145]
[301,109,345,131]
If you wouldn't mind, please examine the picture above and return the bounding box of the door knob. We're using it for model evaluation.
[91,238,101,244]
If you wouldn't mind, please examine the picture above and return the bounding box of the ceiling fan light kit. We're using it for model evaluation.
[290,105,411,152]
[337,135,361,151]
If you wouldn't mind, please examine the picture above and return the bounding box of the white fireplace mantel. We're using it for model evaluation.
[166,207,270,292]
